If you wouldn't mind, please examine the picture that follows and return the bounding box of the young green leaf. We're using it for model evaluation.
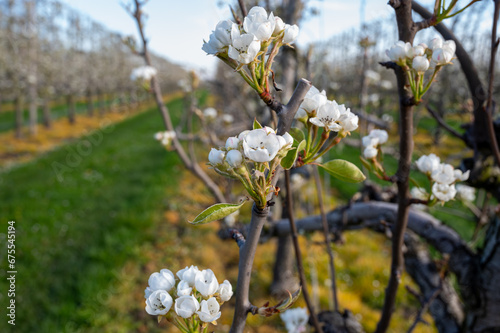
[253,118,263,130]
[189,200,247,225]
[288,127,305,143]
[319,159,366,183]
[281,140,305,170]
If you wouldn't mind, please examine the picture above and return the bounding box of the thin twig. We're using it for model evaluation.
[407,285,442,333]
[128,0,226,203]
[284,170,323,333]
[238,0,247,17]
[313,166,339,311]
[425,104,466,142]
[485,0,500,166]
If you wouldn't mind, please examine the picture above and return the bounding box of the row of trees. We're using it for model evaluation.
[0,0,185,137]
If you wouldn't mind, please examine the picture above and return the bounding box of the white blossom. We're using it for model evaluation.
[386,41,411,64]
[177,280,193,296]
[273,16,286,36]
[243,6,276,42]
[144,287,153,299]
[296,86,327,118]
[195,269,220,297]
[363,146,378,159]
[148,269,176,292]
[242,128,281,162]
[456,184,476,202]
[337,105,359,133]
[196,297,222,323]
[177,266,200,287]
[411,187,428,210]
[432,182,457,202]
[413,56,429,73]
[431,163,456,185]
[277,132,294,150]
[280,307,309,333]
[175,295,200,318]
[283,24,299,44]
[225,136,240,149]
[408,45,426,58]
[228,29,261,64]
[217,280,233,302]
[454,169,470,182]
[430,38,455,66]
[208,148,225,165]
[368,129,388,144]
[309,100,342,132]
[202,20,237,55]
[203,107,217,120]
[226,150,243,167]
[222,114,234,124]
[145,290,173,316]
[416,154,441,175]
[130,66,157,81]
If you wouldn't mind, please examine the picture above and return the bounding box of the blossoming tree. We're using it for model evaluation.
[126,0,500,332]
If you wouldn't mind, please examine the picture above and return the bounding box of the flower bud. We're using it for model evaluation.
[209,148,225,165]
[225,136,240,149]
[226,150,243,168]
[273,16,286,36]
[283,24,299,44]
[412,56,429,73]
[363,146,378,159]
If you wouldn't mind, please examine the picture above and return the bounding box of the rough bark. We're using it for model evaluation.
[465,217,500,333]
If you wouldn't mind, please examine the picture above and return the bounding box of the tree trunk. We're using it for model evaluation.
[67,94,75,124]
[42,98,51,128]
[465,216,500,332]
[86,89,94,117]
[15,95,24,138]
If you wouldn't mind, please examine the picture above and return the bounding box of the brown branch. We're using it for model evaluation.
[229,78,311,333]
[238,0,247,17]
[425,104,466,142]
[129,0,226,203]
[485,0,500,166]
[376,1,417,332]
[407,285,442,333]
[313,166,339,312]
[284,170,323,333]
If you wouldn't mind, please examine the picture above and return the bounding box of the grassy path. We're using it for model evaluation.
[0,99,185,332]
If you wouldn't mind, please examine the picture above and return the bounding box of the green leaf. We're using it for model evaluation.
[189,200,247,225]
[253,118,263,130]
[359,156,373,172]
[281,140,305,170]
[288,127,305,144]
[319,159,366,183]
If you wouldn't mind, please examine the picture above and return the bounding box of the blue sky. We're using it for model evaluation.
[61,0,438,74]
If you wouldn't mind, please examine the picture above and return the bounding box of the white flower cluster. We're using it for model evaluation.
[280,307,309,333]
[209,127,293,166]
[130,66,157,81]
[362,129,388,159]
[416,154,469,202]
[295,86,359,135]
[144,266,233,325]
[202,6,299,65]
[155,131,176,147]
[386,37,456,71]
[209,127,293,208]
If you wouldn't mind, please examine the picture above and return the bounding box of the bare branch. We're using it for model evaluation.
[284,170,323,333]
[425,104,466,142]
[485,0,500,166]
